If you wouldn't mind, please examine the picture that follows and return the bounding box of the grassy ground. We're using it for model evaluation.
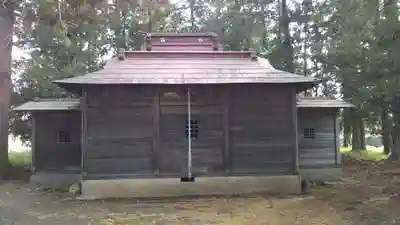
[340,146,387,161]
[8,151,31,167]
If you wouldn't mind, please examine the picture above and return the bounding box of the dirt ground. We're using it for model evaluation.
[0,160,400,225]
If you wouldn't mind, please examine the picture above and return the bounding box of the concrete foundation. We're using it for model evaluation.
[80,175,301,199]
[300,167,342,181]
[30,172,81,190]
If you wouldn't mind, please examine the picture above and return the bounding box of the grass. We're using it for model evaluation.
[340,146,387,161]
[8,151,32,167]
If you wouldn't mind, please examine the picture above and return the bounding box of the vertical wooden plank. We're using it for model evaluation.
[153,88,160,175]
[81,89,88,177]
[31,113,36,173]
[223,85,231,172]
[292,88,299,174]
[334,109,341,164]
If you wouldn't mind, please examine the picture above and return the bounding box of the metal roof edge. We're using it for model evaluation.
[122,51,252,58]
[147,32,218,37]
[297,97,355,108]
[13,98,80,111]
[52,79,319,85]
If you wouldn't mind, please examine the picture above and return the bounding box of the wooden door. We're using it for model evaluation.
[159,105,224,176]
[159,112,187,175]
[158,86,225,176]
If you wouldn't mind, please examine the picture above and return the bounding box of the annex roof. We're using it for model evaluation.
[53,51,318,85]
[13,97,353,112]
[297,97,354,108]
[13,98,80,111]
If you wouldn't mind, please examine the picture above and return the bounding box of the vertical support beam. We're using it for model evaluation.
[292,88,299,174]
[187,87,192,178]
[152,88,160,175]
[334,109,341,164]
[31,113,36,173]
[81,89,88,178]
[223,85,231,172]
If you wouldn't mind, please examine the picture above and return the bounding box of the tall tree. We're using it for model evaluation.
[0,2,16,173]
[278,0,294,72]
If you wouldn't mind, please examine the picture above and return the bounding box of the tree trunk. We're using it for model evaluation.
[352,122,362,151]
[189,0,195,32]
[279,0,295,73]
[351,110,362,151]
[343,108,352,147]
[0,8,13,175]
[388,111,400,161]
[382,109,392,155]
[389,132,400,161]
[360,118,366,150]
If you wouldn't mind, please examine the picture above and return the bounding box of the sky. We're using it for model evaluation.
[12,46,28,60]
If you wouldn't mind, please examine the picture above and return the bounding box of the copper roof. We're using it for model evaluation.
[297,97,354,108]
[13,98,80,111]
[53,51,318,85]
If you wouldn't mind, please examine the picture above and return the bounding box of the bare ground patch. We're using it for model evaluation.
[0,161,399,225]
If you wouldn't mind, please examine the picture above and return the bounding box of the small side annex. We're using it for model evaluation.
[297,97,353,181]
[13,99,82,189]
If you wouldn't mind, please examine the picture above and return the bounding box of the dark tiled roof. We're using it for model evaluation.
[53,52,318,85]
[297,97,354,108]
[13,98,80,111]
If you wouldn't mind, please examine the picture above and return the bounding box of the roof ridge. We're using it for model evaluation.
[298,96,336,100]
[147,32,217,37]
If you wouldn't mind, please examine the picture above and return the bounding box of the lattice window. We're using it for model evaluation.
[57,131,71,143]
[185,120,199,139]
[303,128,316,139]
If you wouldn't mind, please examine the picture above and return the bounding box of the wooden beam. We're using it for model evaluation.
[333,109,341,164]
[292,88,299,174]
[31,113,36,173]
[81,89,88,177]
[223,85,231,172]
[152,89,160,175]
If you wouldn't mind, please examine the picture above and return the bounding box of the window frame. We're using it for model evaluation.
[57,131,72,144]
[185,119,199,139]
[303,128,316,139]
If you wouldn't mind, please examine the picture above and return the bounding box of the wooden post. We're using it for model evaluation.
[81,90,88,177]
[152,89,160,175]
[186,87,193,179]
[292,88,299,174]
[223,85,231,173]
[334,109,341,164]
[31,113,36,173]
